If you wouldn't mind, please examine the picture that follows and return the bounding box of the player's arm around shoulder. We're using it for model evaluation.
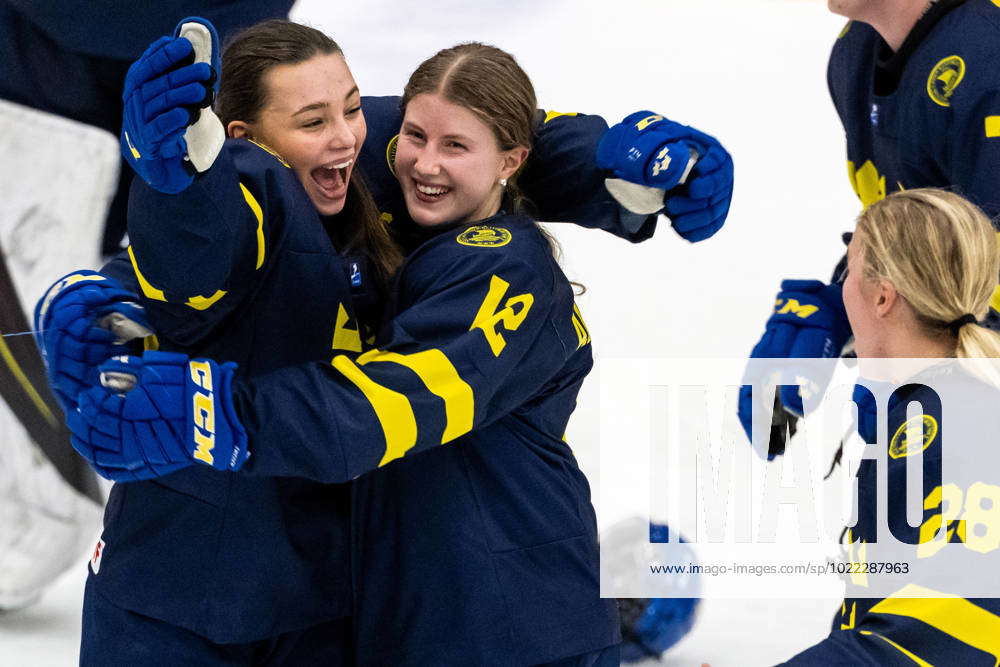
[126,138,311,344]
[234,217,575,482]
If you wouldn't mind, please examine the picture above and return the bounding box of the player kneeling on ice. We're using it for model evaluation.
[779,189,1000,664]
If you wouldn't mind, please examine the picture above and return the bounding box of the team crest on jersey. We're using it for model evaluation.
[386,134,399,175]
[927,56,966,107]
[889,414,938,459]
[457,226,512,248]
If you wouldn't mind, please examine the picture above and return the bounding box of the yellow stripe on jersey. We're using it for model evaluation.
[985,116,1000,138]
[840,601,856,630]
[990,282,1000,314]
[847,159,887,208]
[0,334,58,428]
[127,246,166,302]
[332,355,417,467]
[869,584,1000,660]
[543,110,579,124]
[185,290,227,311]
[239,183,266,270]
[858,631,933,667]
[572,303,591,349]
[358,348,474,443]
[332,303,362,353]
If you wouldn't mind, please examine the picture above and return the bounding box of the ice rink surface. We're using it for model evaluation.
[2,0,863,663]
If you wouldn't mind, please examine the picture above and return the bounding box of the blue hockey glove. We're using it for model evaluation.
[738,280,852,458]
[605,520,700,663]
[68,351,249,481]
[121,17,223,194]
[34,271,152,412]
[597,111,733,242]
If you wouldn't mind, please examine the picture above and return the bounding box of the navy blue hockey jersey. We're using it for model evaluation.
[234,214,619,664]
[785,368,1000,664]
[101,99,640,643]
[99,140,359,643]
[828,0,1000,219]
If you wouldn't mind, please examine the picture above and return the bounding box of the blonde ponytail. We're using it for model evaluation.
[855,188,1000,364]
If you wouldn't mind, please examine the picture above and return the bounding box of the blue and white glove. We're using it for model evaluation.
[121,17,223,194]
[68,351,249,481]
[34,271,152,412]
[738,280,852,458]
[597,110,734,242]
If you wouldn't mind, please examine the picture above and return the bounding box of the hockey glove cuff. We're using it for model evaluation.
[34,271,152,412]
[68,352,249,481]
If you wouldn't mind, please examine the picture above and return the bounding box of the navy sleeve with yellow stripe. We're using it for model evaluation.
[126,138,316,347]
[233,217,589,482]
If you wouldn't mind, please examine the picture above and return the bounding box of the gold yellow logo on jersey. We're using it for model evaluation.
[457,226,512,248]
[889,414,938,459]
[471,274,533,356]
[927,55,966,107]
[386,134,399,175]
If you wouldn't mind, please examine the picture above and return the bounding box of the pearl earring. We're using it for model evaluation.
[499,178,508,187]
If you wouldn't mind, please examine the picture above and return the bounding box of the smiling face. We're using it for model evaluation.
[394,93,527,227]
[228,53,365,216]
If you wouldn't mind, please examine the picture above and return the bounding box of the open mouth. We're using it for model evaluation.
[413,180,450,203]
[311,159,353,199]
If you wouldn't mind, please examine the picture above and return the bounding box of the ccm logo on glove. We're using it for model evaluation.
[190,360,217,465]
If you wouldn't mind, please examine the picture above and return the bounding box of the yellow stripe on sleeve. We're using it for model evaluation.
[127,246,166,302]
[332,355,417,467]
[543,110,579,124]
[869,584,1000,660]
[239,183,266,270]
[990,282,1000,314]
[357,348,474,443]
[985,116,1000,138]
[858,631,932,667]
[185,290,227,311]
[0,334,58,428]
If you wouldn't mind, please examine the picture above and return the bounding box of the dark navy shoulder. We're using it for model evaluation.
[396,215,554,303]
[907,0,1000,104]
[407,215,551,273]
[225,138,294,173]
[358,96,408,232]
[5,0,294,60]
[829,20,880,69]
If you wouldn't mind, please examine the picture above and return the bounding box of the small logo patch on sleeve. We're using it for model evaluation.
[457,226,512,248]
[90,539,105,575]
